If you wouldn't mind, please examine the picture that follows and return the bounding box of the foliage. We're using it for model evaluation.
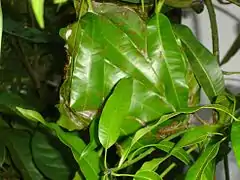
[0,0,240,179]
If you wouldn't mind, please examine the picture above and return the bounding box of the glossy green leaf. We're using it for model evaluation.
[134,170,162,180]
[173,24,225,100]
[185,141,221,180]
[73,172,83,180]
[31,131,74,180]
[139,157,166,171]
[4,131,44,180]
[147,14,188,109]
[231,121,240,168]
[201,160,216,180]
[78,150,101,180]
[174,125,220,149]
[120,80,173,136]
[31,0,45,28]
[99,78,133,149]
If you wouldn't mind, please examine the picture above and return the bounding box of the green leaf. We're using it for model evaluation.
[31,0,45,28]
[78,150,101,180]
[201,160,216,180]
[31,131,75,180]
[139,157,166,172]
[99,78,133,149]
[231,121,240,168]
[174,125,220,149]
[173,24,225,100]
[73,172,83,180]
[147,14,188,109]
[4,130,44,180]
[134,170,162,180]
[185,140,221,180]
[120,80,173,136]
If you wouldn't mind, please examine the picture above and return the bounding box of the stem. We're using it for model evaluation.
[227,0,240,6]
[194,113,209,125]
[223,71,240,75]
[112,148,153,172]
[13,39,41,95]
[159,145,197,178]
[160,163,176,178]
[224,155,230,180]
[155,0,165,14]
[111,172,135,177]
[220,33,240,66]
[205,0,220,63]
[104,149,108,169]
[86,0,93,12]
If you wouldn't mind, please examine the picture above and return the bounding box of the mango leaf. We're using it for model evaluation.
[78,150,101,180]
[134,170,162,180]
[201,160,216,180]
[173,24,225,100]
[31,131,75,180]
[31,0,45,28]
[3,130,44,180]
[185,140,222,180]
[139,157,166,172]
[99,78,133,148]
[147,14,188,109]
[174,125,221,149]
[231,121,240,168]
[120,80,173,136]
[73,172,83,180]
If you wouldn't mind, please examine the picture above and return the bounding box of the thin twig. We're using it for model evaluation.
[205,0,220,63]
[15,39,41,92]
[223,71,240,75]
[194,113,209,125]
[227,0,240,6]
[159,145,197,178]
